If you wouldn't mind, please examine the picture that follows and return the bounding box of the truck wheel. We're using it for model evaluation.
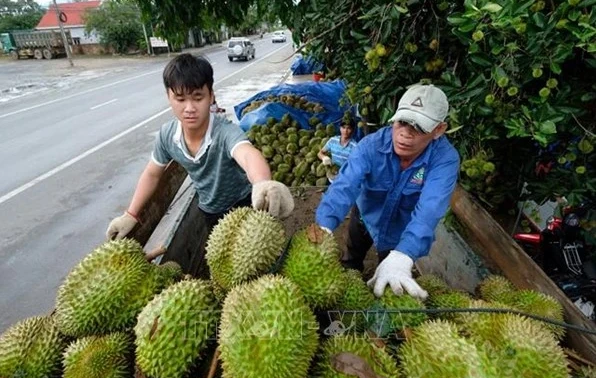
[34,49,43,60]
[10,50,19,60]
[42,49,53,60]
[228,57,233,62]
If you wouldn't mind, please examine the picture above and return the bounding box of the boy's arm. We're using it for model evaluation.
[106,160,166,240]
[231,143,271,183]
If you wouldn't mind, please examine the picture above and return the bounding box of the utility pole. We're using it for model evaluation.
[52,0,73,67]
[141,22,152,56]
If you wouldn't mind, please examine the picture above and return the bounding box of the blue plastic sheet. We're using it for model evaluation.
[290,55,325,75]
[234,80,363,140]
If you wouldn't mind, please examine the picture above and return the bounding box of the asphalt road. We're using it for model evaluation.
[0,36,295,332]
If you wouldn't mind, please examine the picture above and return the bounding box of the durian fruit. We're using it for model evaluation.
[205,207,286,295]
[372,288,427,334]
[427,291,473,320]
[63,332,132,378]
[477,275,516,302]
[134,279,219,378]
[154,261,183,287]
[500,289,565,340]
[281,224,347,309]
[399,319,498,378]
[415,274,451,298]
[468,313,569,378]
[55,239,173,337]
[0,315,67,378]
[314,334,400,378]
[334,269,376,330]
[219,275,319,378]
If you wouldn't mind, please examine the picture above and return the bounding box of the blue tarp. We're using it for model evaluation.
[234,80,363,140]
[290,55,325,75]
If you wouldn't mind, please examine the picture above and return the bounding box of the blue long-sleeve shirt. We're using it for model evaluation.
[315,126,460,261]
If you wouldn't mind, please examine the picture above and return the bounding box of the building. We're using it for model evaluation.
[36,1,102,46]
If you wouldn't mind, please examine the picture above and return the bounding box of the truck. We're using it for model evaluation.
[0,30,72,60]
[125,161,596,377]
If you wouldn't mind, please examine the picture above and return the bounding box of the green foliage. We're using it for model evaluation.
[84,0,143,54]
[286,0,595,210]
[0,0,43,33]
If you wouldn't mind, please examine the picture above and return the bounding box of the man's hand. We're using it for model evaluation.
[252,180,294,219]
[367,250,428,300]
[106,211,139,240]
[322,156,332,166]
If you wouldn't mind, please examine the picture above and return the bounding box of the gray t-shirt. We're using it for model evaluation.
[152,114,252,214]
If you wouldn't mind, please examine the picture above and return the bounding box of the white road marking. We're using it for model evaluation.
[0,107,171,205]
[0,43,292,204]
[0,69,161,120]
[90,98,118,110]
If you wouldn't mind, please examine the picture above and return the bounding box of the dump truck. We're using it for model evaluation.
[0,30,72,60]
[121,161,596,377]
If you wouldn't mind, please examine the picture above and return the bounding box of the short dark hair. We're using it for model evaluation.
[163,53,214,95]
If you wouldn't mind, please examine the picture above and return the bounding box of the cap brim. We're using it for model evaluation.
[388,108,438,133]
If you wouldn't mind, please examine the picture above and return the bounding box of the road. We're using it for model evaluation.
[0,36,295,332]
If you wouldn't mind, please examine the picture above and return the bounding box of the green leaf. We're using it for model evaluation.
[491,45,505,55]
[532,13,546,29]
[540,120,557,134]
[581,93,596,102]
[534,133,549,146]
[568,10,581,22]
[350,30,367,40]
[458,21,478,33]
[578,0,596,7]
[481,3,502,13]
[550,61,562,74]
[469,53,492,67]
[447,16,469,25]
[396,5,408,13]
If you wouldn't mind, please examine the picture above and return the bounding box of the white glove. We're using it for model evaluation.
[319,226,332,234]
[106,211,139,240]
[322,156,332,166]
[367,250,428,300]
[252,180,295,219]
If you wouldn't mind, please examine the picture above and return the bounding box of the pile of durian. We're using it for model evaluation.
[0,209,593,378]
[246,113,340,187]
[241,94,325,116]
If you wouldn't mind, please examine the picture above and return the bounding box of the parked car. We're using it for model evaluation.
[272,31,287,43]
[227,37,255,61]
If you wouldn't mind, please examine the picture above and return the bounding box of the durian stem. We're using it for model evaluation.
[207,347,221,378]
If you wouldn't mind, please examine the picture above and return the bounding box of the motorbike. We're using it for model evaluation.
[513,200,596,320]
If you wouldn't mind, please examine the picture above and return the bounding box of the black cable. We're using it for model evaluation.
[327,307,596,336]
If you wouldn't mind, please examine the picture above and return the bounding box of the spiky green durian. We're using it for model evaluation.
[154,261,183,287]
[454,299,516,339]
[63,332,132,378]
[134,279,219,378]
[399,319,498,378]
[477,275,516,303]
[219,275,319,378]
[55,239,168,337]
[334,269,376,330]
[427,291,473,320]
[314,334,400,378]
[501,289,565,340]
[415,274,451,298]
[205,207,286,294]
[372,288,427,333]
[281,224,346,309]
[478,314,569,378]
[0,315,67,378]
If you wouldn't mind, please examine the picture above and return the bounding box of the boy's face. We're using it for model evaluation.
[340,124,354,139]
[167,85,214,130]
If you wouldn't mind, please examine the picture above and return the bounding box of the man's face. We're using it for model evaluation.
[167,85,214,130]
[340,124,354,139]
[392,120,445,161]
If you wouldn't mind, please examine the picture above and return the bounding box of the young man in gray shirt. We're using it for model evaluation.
[106,54,293,271]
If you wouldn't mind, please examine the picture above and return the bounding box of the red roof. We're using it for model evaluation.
[36,1,101,29]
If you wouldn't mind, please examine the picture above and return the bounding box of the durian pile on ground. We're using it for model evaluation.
[246,113,342,187]
[0,209,592,378]
[241,94,325,116]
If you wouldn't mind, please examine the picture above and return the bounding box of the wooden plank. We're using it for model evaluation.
[128,161,187,246]
[450,185,596,363]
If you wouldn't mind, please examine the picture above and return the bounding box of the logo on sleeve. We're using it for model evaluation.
[410,167,425,185]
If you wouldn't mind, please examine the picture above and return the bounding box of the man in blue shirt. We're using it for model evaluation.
[316,84,460,300]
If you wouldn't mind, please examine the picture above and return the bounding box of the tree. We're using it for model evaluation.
[84,0,143,54]
[0,0,44,32]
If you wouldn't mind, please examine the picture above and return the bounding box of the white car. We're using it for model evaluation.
[272,31,287,43]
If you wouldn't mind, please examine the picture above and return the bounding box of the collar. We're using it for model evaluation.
[377,126,435,168]
[173,113,215,162]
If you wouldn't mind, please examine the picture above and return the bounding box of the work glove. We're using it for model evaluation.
[252,180,294,219]
[106,211,139,240]
[322,156,332,166]
[367,250,428,300]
